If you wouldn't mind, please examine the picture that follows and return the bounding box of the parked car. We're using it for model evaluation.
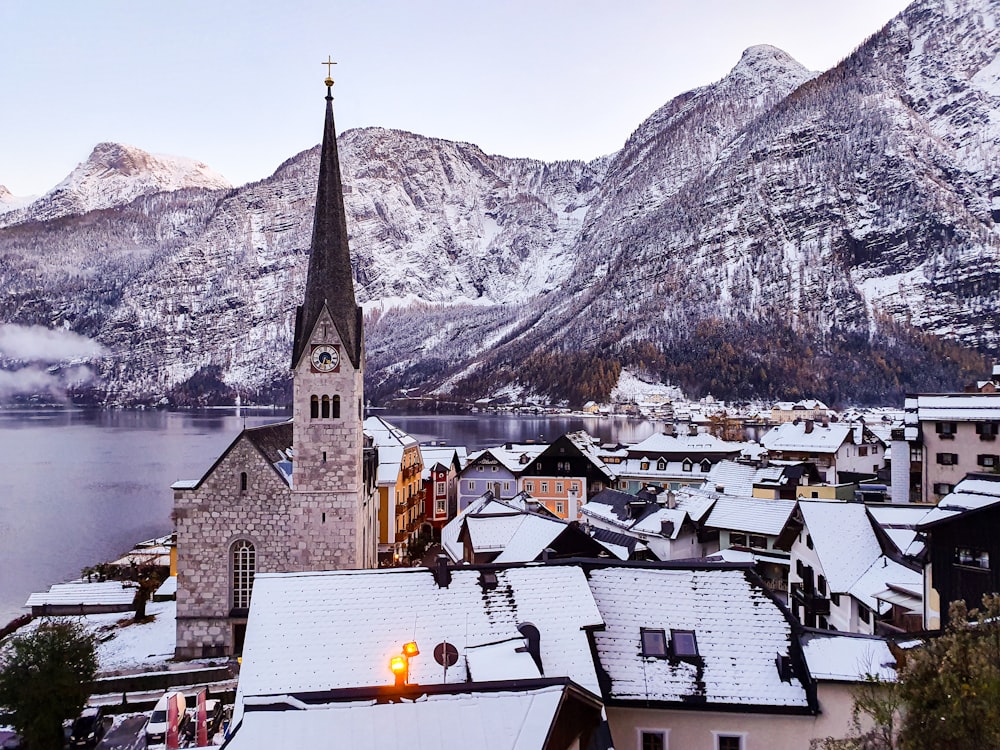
[69,707,106,749]
[145,691,188,747]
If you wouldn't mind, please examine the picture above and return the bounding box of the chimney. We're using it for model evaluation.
[663,423,675,437]
[688,424,698,436]
[666,490,677,509]
[433,554,451,588]
[804,419,814,434]
[660,520,675,536]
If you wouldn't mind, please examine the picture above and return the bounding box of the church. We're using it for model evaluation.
[171,73,378,659]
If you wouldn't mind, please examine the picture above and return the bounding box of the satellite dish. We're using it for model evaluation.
[433,641,459,667]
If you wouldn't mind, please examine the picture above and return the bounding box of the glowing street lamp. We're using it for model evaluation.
[402,641,420,657]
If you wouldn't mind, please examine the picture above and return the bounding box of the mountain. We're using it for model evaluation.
[0,0,996,407]
[0,143,231,228]
[0,185,35,215]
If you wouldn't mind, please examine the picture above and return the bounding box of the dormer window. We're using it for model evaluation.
[641,461,650,471]
[700,459,712,472]
[656,459,667,471]
[670,629,699,659]
[640,628,668,657]
[682,459,693,472]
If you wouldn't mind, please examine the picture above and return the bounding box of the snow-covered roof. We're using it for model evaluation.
[24,580,137,608]
[918,474,1000,528]
[441,493,541,562]
[761,422,851,454]
[626,432,742,457]
[905,393,1000,423]
[864,504,931,556]
[364,415,419,449]
[800,631,896,683]
[229,684,571,750]
[704,496,797,536]
[466,444,547,474]
[419,445,463,471]
[797,501,882,594]
[616,457,713,481]
[847,556,922,614]
[492,516,571,563]
[703,460,790,497]
[155,575,177,598]
[587,566,811,709]
[233,565,605,726]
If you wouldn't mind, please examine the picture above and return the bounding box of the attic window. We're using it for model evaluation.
[701,459,712,472]
[682,460,693,472]
[656,459,666,471]
[641,461,650,471]
[670,629,699,659]
[640,628,668,657]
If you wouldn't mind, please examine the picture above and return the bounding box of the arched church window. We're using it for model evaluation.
[321,395,330,419]
[332,395,341,419]
[240,472,248,492]
[310,395,319,419]
[232,539,256,610]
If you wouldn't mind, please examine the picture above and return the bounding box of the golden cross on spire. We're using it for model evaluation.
[322,56,337,87]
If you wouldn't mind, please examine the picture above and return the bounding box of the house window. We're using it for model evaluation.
[818,575,827,596]
[641,731,666,750]
[955,547,990,570]
[321,395,330,418]
[670,629,699,658]
[571,483,579,493]
[717,735,743,750]
[436,482,446,495]
[936,421,958,439]
[640,628,668,657]
[467,481,475,491]
[859,605,871,624]
[641,461,650,470]
[682,460,693,472]
[541,482,549,493]
[556,501,565,515]
[936,453,958,466]
[435,499,446,515]
[976,422,999,440]
[492,465,498,472]
[806,534,814,550]
[831,592,841,606]
[749,534,767,549]
[910,447,922,462]
[657,459,667,471]
[556,482,564,493]
[933,483,954,496]
[231,539,256,610]
[978,454,999,468]
[332,395,341,419]
[859,446,868,457]
[504,481,511,490]
[239,472,248,493]
[730,532,747,547]
[310,395,319,419]
[525,482,534,492]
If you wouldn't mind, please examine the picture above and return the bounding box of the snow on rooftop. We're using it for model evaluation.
[228,685,566,750]
[441,495,522,561]
[233,566,604,725]
[587,567,809,708]
[847,556,922,613]
[628,431,741,456]
[918,475,1000,527]
[798,501,883,594]
[800,632,897,683]
[492,516,568,563]
[25,580,138,608]
[761,422,851,453]
[907,393,1000,422]
[466,638,542,681]
[704,495,797,536]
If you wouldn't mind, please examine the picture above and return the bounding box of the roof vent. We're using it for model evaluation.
[433,555,452,588]
[660,520,675,537]
[776,653,794,682]
[479,570,498,590]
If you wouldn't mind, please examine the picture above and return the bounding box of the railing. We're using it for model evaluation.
[792,587,831,615]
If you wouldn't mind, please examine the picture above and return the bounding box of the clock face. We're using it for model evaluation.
[311,344,340,372]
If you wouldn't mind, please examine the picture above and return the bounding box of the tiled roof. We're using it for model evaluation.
[467,445,547,474]
[703,460,791,497]
[587,567,811,709]
[847,556,921,613]
[704,496,797,536]
[441,494,533,562]
[464,515,531,553]
[798,501,882,593]
[800,631,896,682]
[865,505,930,556]
[235,566,605,723]
[25,580,138,607]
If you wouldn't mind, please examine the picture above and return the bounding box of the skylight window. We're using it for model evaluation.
[670,629,699,658]
[640,628,668,657]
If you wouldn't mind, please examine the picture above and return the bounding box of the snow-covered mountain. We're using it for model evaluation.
[0,0,996,407]
[0,185,35,215]
[0,143,231,227]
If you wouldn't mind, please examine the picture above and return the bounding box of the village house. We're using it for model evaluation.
[779,501,921,634]
[614,428,745,494]
[457,443,547,511]
[769,399,831,424]
[760,421,887,485]
[225,559,892,750]
[365,416,424,564]
[517,431,616,519]
[418,444,466,540]
[703,458,823,500]
[915,472,1000,630]
[899,392,1000,504]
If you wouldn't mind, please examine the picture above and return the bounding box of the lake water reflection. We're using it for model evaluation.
[0,408,657,626]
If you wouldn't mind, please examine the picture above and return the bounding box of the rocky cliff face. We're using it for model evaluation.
[0,0,996,406]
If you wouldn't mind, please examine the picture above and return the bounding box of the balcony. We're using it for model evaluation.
[395,530,408,543]
[792,586,830,616]
[395,502,407,515]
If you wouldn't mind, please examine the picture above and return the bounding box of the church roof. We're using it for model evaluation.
[291,86,362,371]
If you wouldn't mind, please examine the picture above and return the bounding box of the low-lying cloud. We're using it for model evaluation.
[0,364,99,400]
[0,324,106,362]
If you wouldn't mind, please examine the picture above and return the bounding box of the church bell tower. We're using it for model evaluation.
[289,65,372,568]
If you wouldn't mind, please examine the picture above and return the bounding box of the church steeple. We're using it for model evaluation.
[291,71,361,371]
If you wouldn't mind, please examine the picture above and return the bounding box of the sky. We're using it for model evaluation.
[1,0,913,196]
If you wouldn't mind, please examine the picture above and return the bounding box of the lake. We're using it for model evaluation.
[0,408,658,626]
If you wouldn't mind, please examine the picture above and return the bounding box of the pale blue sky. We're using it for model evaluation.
[1,0,911,196]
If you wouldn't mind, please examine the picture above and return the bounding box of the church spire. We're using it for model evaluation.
[291,65,361,370]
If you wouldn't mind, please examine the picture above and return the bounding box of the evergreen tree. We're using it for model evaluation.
[0,620,98,750]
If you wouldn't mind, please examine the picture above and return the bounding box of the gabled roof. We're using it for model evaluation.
[847,556,922,613]
[761,422,852,454]
[533,432,615,481]
[917,473,1000,528]
[587,566,813,711]
[704,495,798,537]
[797,501,883,593]
[466,444,547,475]
[175,420,294,491]
[626,432,742,458]
[904,392,1000,425]
[25,580,137,608]
[291,88,361,370]
[233,565,605,726]
[864,504,931,557]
